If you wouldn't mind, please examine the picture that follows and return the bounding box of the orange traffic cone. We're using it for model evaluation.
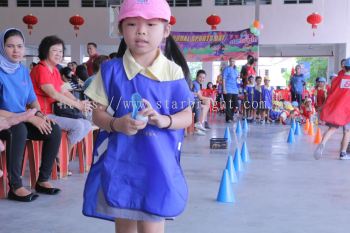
[308,122,314,136]
[314,128,322,144]
[304,119,310,132]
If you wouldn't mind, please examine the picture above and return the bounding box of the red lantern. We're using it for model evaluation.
[69,15,84,37]
[22,14,38,35]
[307,12,322,36]
[170,16,176,26]
[206,14,221,30]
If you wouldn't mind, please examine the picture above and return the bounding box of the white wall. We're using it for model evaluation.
[0,0,349,61]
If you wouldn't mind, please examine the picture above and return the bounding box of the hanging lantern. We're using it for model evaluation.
[22,14,38,35]
[307,12,322,36]
[206,14,221,30]
[69,15,84,37]
[170,16,176,26]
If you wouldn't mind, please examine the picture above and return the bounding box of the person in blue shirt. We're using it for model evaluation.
[83,1,194,232]
[0,28,61,202]
[290,64,305,107]
[192,70,212,135]
[222,57,239,122]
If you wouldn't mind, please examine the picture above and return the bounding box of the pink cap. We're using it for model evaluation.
[118,0,171,22]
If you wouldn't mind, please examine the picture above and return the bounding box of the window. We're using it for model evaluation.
[215,0,271,6]
[265,69,269,76]
[284,0,312,4]
[0,0,8,7]
[82,0,122,7]
[17,0,69,7]
[167,0,201,7]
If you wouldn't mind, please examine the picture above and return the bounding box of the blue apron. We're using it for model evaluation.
[83,58,193,221]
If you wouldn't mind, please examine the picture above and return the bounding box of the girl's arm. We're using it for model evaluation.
[141,100,192,130]
[93,103,147,135]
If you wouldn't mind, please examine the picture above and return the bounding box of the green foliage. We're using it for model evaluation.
[187,62,203,80]
[296,57,328,87]
[282,71,291,86]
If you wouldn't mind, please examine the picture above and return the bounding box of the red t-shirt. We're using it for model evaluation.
[86,54,98,76]
[30,61,63,114]
[321,74,350,125]
[301,105,315,120]
[314,87,329,108]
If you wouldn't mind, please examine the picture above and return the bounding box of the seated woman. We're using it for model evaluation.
[30,35,92,156]
[0,28,61,202]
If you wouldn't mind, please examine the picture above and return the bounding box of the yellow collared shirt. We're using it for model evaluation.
[85,49,184,106]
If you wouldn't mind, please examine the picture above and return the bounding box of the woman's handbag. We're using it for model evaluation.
[53,102,84,119]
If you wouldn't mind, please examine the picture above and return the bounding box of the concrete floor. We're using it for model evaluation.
[1,116,350,233]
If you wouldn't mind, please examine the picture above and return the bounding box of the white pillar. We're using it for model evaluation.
[202,62,213,87]
[70,41,85,64]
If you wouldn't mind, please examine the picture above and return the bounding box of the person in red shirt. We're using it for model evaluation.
[337,59,346,77]
[85,42,99,76]
[300,98,315,122]
[240,55,257,88]
[31,35,93,155]
[313,77,329,111]
[314,58,350,160]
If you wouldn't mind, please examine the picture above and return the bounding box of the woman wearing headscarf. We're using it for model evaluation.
[0,28,62,202]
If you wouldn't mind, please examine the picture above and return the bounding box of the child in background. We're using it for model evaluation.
[300,98,315,123]
[262,76,274,123]
[243,75,255,121]
[314,77,329,111]
[279,101,293,125]
[269,101,282,122]
[216,74,225,113]
[253,76,263,122]
[291,101,301,122]
[83,1,193,232]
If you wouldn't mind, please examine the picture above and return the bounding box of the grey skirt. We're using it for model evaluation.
[95,188,172,222]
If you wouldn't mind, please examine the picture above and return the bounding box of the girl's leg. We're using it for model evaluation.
[137,220,165,233]
[314,126,337,159]
[340,128,350,153]
[115,219,137,233]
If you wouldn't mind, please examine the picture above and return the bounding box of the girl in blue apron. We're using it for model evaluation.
[83,0,193,232]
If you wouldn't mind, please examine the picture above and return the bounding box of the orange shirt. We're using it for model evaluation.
[30,61,63,114]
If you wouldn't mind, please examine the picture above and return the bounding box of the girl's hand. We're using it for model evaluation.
[112,113,147,136]
[28,116,53,135]
[140,99,171,129]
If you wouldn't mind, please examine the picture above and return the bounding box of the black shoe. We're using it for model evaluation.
[204,121,211,129]
[226,120,233,123]
[35,183,61,195]
[8,189,38,202]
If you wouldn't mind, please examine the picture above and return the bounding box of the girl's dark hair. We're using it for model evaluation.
[255,76,262,81]
[38,35,65,60]
[165,35,192,88]
[116,38,127,58]
[115,36,192,88]
[207,82,213,89]
[76,64,89,81]
[196,69,206,77]
[4,29,24,44]
[92,55,109,74]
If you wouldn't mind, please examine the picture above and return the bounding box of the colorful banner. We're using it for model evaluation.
[171,29,259,62]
